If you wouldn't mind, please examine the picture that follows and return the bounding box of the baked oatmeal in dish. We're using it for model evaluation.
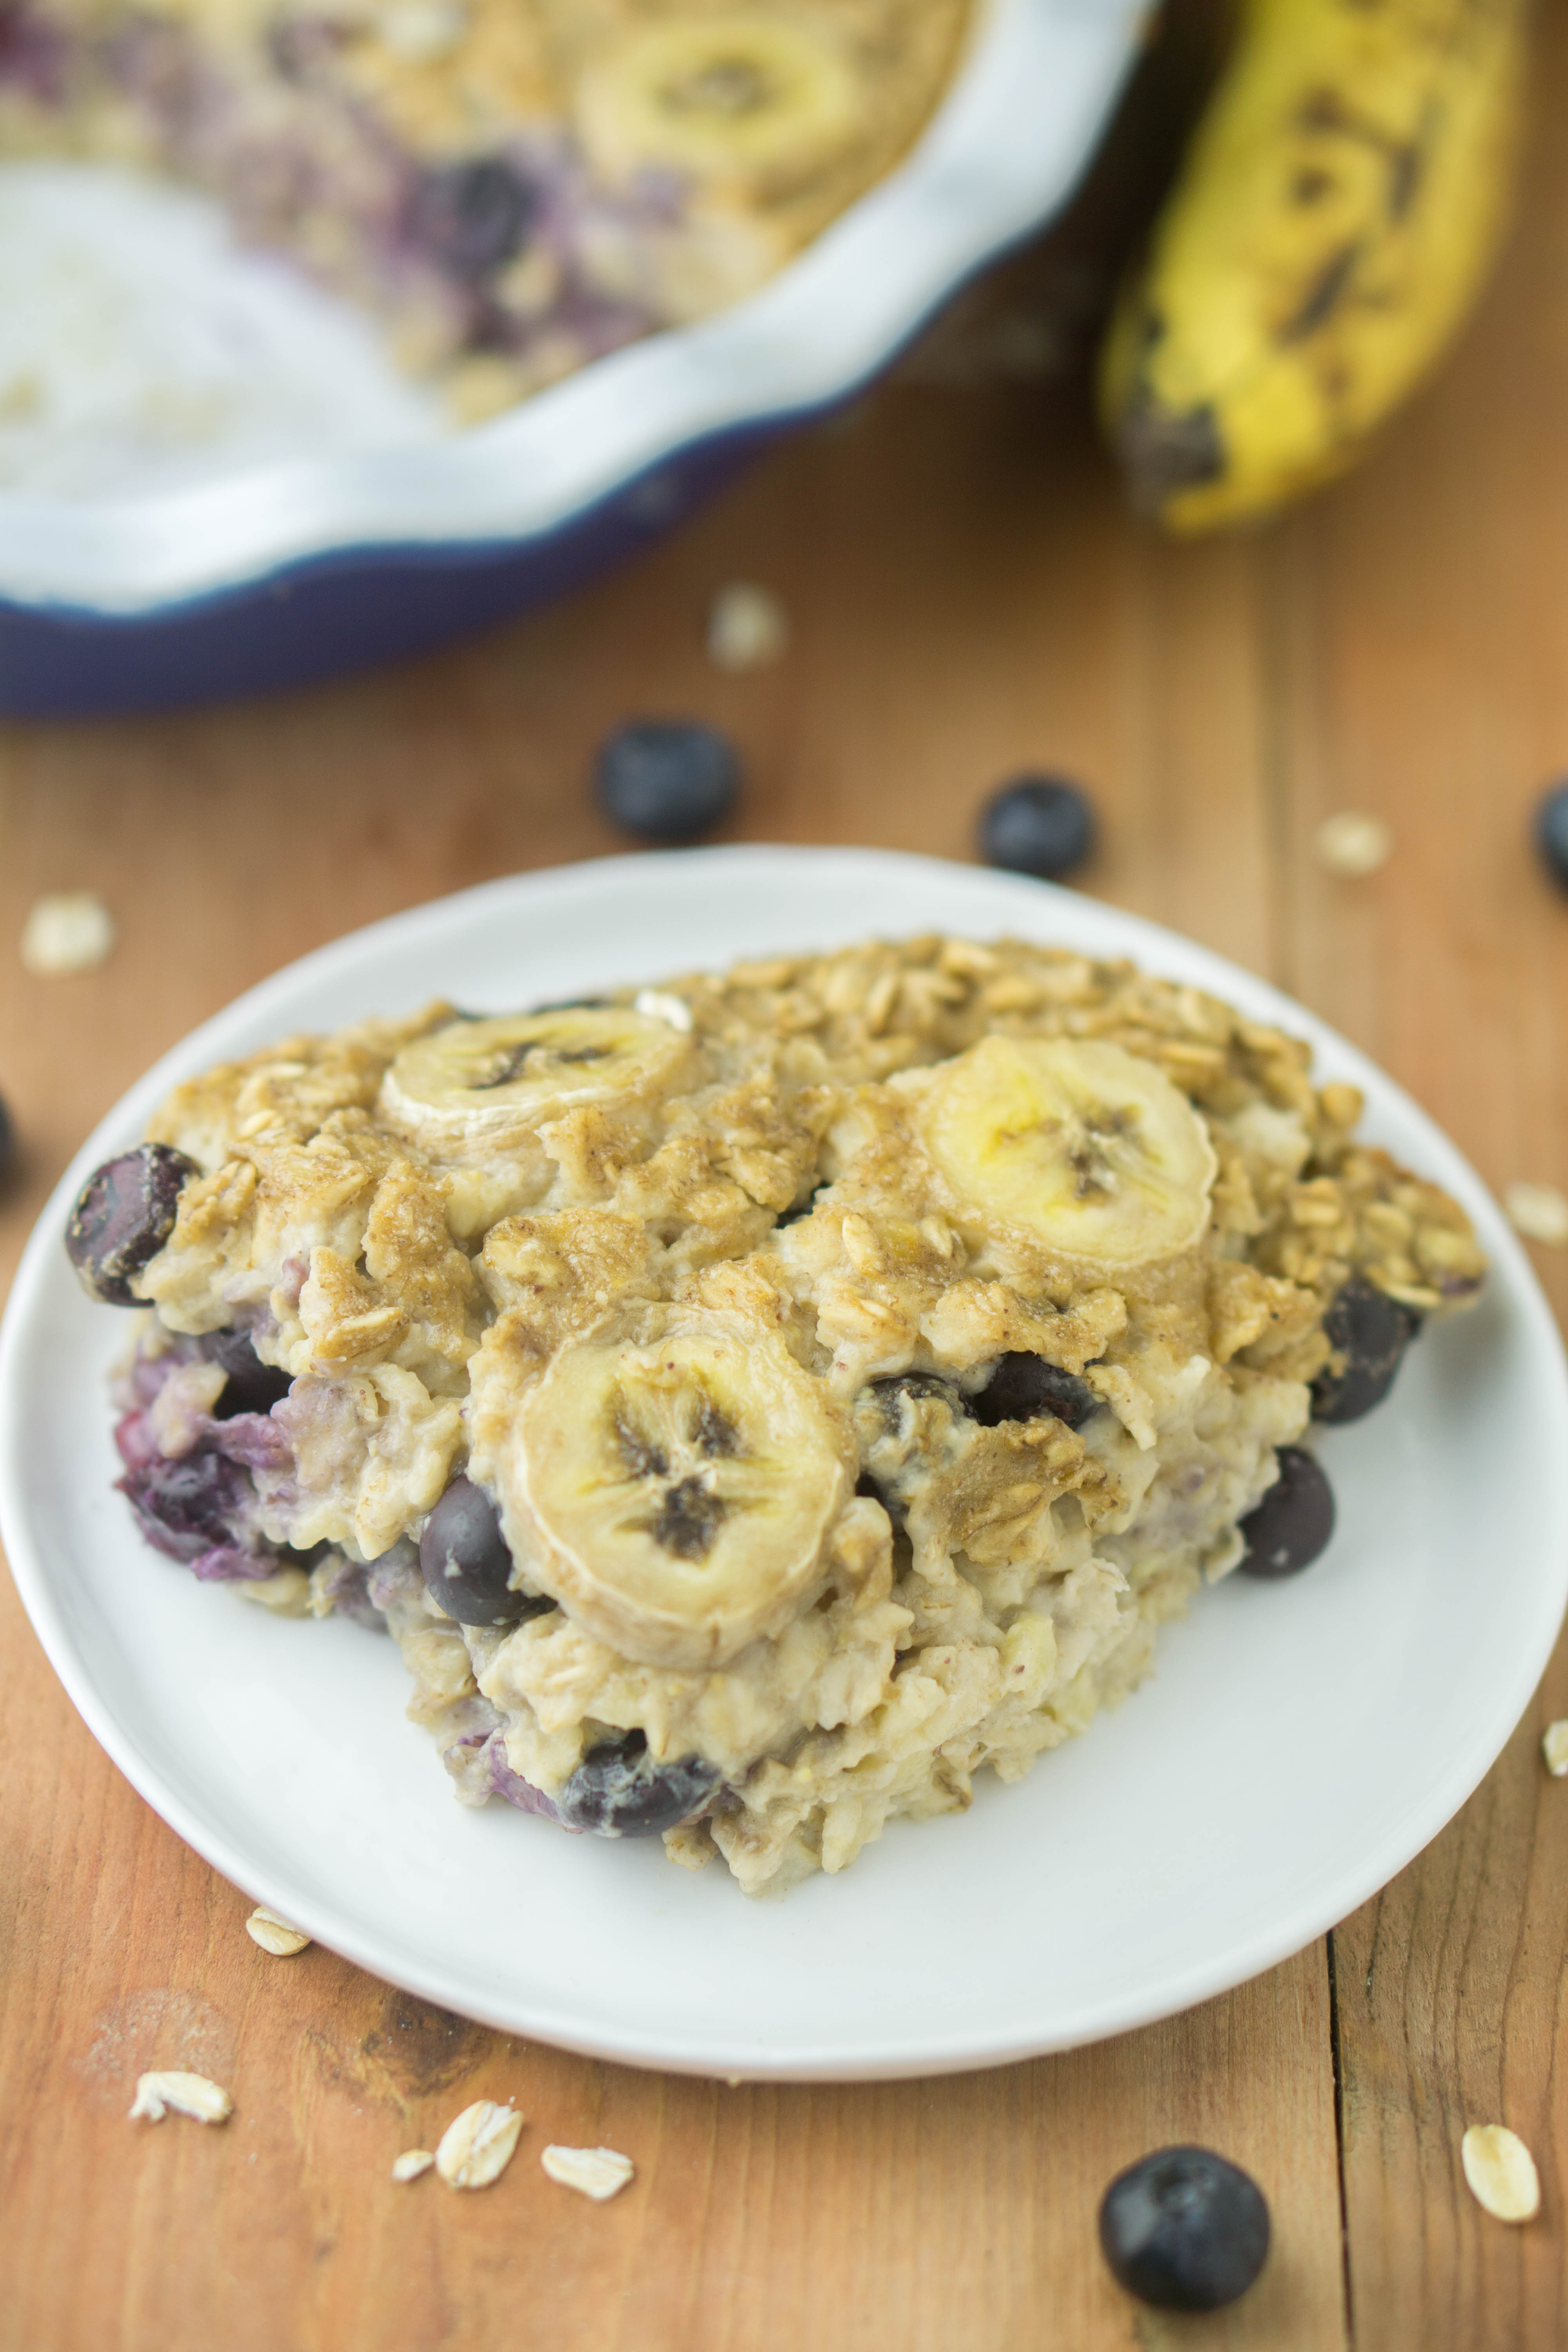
[0,0,971,418]
[69,936,1486,1893]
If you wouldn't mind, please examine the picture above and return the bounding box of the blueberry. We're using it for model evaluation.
[419,1474,552,1627]
[972,1352,1100,1429]
[1237,1446,1335,1578]
[66,1142,198,1305]
[1100,2147,1270,2312]
[118,1447,252,1563]
[594,720,742,842]
[201,1328,292,1418]
[978,773,1096,881]
[1310,1276,1421,1424]
[556,1730,720,1837]
[1534,778,1568,888]
[408,156,534,282]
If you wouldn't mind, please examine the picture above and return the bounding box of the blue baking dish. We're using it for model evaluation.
[0,0,1147,716]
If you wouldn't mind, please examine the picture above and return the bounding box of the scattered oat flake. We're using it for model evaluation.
[20,891,116,976]
[245,1905,312,1956]
[1461,2124,1540,2222]
[1314,811,1392,879]
[129,2071,233,2125]
[541,2143,635,2201]
[392,2149,435,2183]
[707,581,789,673]
[1543,1720,1568,1777]
[435,2100,523,2189]
[1504,1181,1568,1248]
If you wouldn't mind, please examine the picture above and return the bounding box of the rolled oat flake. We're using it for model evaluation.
[434,2100,523,2189]
[541,2143,635,2201]
[1542,1720,1568,1778]
[1461,2124,1540,2223]
[129,2071,233,2125]
[391,2149,435,2183]
[20,891,116,976]
[245,1905,312,1956]
[1314,811,1392,879]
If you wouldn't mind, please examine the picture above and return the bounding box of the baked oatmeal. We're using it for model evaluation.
[0,0,972,418]
[69,936,1486,1892]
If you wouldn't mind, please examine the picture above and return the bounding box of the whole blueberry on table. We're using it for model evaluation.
[1237,1446,1335,1578]
[1534,777,1568,889]
[594,720,742,842]
[420,1474,554,1627]
[65,1142,198,1304]
[1099,2146,1270,2312]
[978,773,1096,881]
[1310,1276,1421,1423]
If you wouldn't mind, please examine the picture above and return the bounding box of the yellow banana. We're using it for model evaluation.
[1100,0,1530,533]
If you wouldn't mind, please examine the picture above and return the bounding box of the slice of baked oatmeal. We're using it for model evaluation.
[72,936,1485,1891]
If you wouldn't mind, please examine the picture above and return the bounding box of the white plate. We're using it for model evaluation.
[3,848,1564,2082]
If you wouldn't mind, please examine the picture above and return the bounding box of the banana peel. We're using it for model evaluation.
[1100,0,1531,532]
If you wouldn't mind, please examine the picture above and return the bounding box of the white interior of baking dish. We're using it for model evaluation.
[0,0,1146,610]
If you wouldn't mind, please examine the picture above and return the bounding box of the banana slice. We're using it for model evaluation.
[378,1007,695,1155]
[498,1312,853,1669]
[913,1036,1218,1270]
[575,13,864,201]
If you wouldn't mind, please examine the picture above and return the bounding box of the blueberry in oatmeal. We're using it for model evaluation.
[80,935,1485,1891]
[594,719,742,842]
[1236,1447,1335,1579]
[421,1474,551,1626]
[1310,1275,1421,1423]
[1099,2147,1270,2312]
[972,1352,1100,1429]
[978,774,1096,882]
[556,1730,720,1837]
[67,1143,200,1305]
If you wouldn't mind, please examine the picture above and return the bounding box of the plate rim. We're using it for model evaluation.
[4,842,1565,2081]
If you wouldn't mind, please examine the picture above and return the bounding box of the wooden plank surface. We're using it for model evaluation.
[2,5,1568,2343]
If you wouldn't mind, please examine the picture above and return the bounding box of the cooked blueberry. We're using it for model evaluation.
[1534,778,1568,889]
[978,773,1096,881]
[1099,2147,1270,2312]
[201,1327,292,1418]
[408,156,534,281]
[973,1352,1100,1429]
[419,1474,552,1627]
[66,1142,198,1305]
[118,1447,252,1563]
[1310,1276,1421,1423]
[556,1730,719,1837]
[1237,1446,1334,1578]
[594,720,742,842]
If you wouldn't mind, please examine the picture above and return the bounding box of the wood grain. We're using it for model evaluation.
[1,5,1567,2342]
[1263,5,1568,2342]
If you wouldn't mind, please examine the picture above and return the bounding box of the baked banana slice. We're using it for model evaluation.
[378,1006,695,1156]
[495,1311,855,1670]
[911,1036,1218,1269]
[575,12,864,201]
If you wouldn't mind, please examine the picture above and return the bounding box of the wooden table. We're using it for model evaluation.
[4,10,1568,2342]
